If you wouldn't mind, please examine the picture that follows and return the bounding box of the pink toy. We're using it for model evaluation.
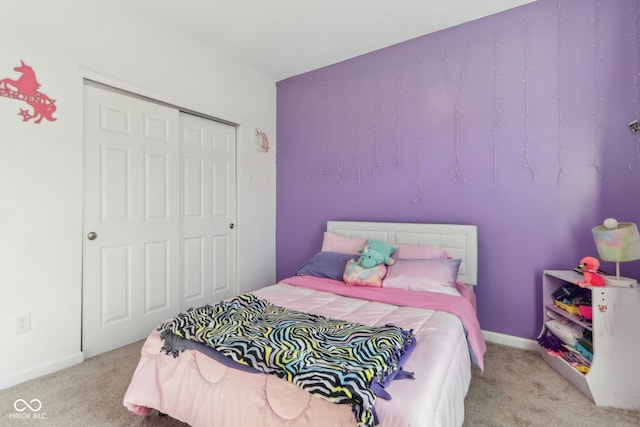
[574,256,605,288]
[578,304,593,320]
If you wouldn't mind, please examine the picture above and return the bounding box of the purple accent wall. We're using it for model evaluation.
[275,0,640,339]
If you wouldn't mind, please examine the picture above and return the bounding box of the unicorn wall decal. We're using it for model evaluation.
[0,60,57,123]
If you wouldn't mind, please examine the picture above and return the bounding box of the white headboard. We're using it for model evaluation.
[327,221,478,286]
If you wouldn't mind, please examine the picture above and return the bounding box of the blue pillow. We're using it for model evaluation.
[295,252,357,281]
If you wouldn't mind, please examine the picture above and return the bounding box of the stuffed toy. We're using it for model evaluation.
[537,334,563,352]
[357,240,397,268]
[574,256,605,288]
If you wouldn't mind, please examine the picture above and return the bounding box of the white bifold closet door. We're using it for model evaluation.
[82,83,236,357]
[180,112,237,311]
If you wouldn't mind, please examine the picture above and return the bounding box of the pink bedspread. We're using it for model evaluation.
[124,277,483,427]
[282,275,485,370]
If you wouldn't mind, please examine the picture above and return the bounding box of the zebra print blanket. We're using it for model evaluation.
[158,293,415,427]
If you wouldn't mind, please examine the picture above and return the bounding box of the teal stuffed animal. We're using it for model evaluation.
[357,240,397,268]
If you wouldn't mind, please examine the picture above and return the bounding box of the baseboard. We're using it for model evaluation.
[482,330,539,351]
[0,351,85,390]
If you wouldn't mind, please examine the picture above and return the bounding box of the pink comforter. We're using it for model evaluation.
[124,277,484,427]
[282,275,485,370]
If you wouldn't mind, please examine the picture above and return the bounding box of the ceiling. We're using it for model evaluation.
[129,0,535,81]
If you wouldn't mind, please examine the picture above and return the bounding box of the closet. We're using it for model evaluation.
[82,82,236,357]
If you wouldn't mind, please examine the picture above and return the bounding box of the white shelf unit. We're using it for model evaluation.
[538,270,640,410]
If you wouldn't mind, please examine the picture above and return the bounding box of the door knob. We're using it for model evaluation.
[229,223,235,229]
[87,232,98,240]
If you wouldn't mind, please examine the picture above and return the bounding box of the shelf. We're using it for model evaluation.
[539,346,593,400]
[540,270,640,410]
[543,269,583,284]
[544,303,592,331]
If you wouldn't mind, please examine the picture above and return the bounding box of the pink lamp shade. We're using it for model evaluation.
[592,219,640,287]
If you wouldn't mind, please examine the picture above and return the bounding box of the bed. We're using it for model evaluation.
[123,221,485,427]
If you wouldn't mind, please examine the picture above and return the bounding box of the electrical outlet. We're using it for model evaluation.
[15,313,31,334]
[628,120,640,133]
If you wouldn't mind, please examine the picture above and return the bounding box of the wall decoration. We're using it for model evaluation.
[372,71,382,176]
[555,2,566,187]
[415,55,424,203]
[591,0,604,177]
[254,129,270,152]
[441,46,468,183]
[337,77,346,183]
[0,60,57,123]
[278,0,631,198]
[320,76,331,176]
[305,77,313,176]
[393,66,403,171]
[354,78,362,183]
[630,0,640,170]
[492,31,502,201]
[521,19,535,181]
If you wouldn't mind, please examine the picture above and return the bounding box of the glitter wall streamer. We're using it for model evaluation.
[591,0,604,177]
[354,79,361,183]
[441,46,468,183]
[278,1,632,196]
[394,66,403,171]
[415,55,424,203]
[280,5,559,190]
[491,32,502,201]
[555,2,566,187]
[372,72,383,176]
[320,76,331,176]
[305,77,313,178]
[337,78,346,183]
[630,0,640,170]
[521,18,536,180]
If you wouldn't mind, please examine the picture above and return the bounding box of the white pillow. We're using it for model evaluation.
[545,319,583,347]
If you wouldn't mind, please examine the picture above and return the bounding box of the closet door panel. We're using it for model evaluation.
[181,113,237,310]
[83,83,180,358]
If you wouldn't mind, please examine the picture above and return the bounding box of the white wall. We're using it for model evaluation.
[0,0,276,389]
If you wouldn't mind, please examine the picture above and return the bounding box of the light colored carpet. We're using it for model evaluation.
[1,341,638,426]
[464,344,640,426]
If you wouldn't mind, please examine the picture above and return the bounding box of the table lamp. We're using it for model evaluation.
[592,218,640,287]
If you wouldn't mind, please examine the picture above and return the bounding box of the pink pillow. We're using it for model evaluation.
[393,244,451,260]
[383,258,461,296]
[321,232,366,255]
[343,260,386,287]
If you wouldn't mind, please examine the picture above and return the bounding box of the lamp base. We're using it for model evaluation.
[604,276,638,288]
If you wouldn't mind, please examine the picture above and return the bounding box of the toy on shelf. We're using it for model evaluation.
[538,334,563,352]
[574,256,605,288]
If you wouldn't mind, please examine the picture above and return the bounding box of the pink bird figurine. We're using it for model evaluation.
[574,256,605,288]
